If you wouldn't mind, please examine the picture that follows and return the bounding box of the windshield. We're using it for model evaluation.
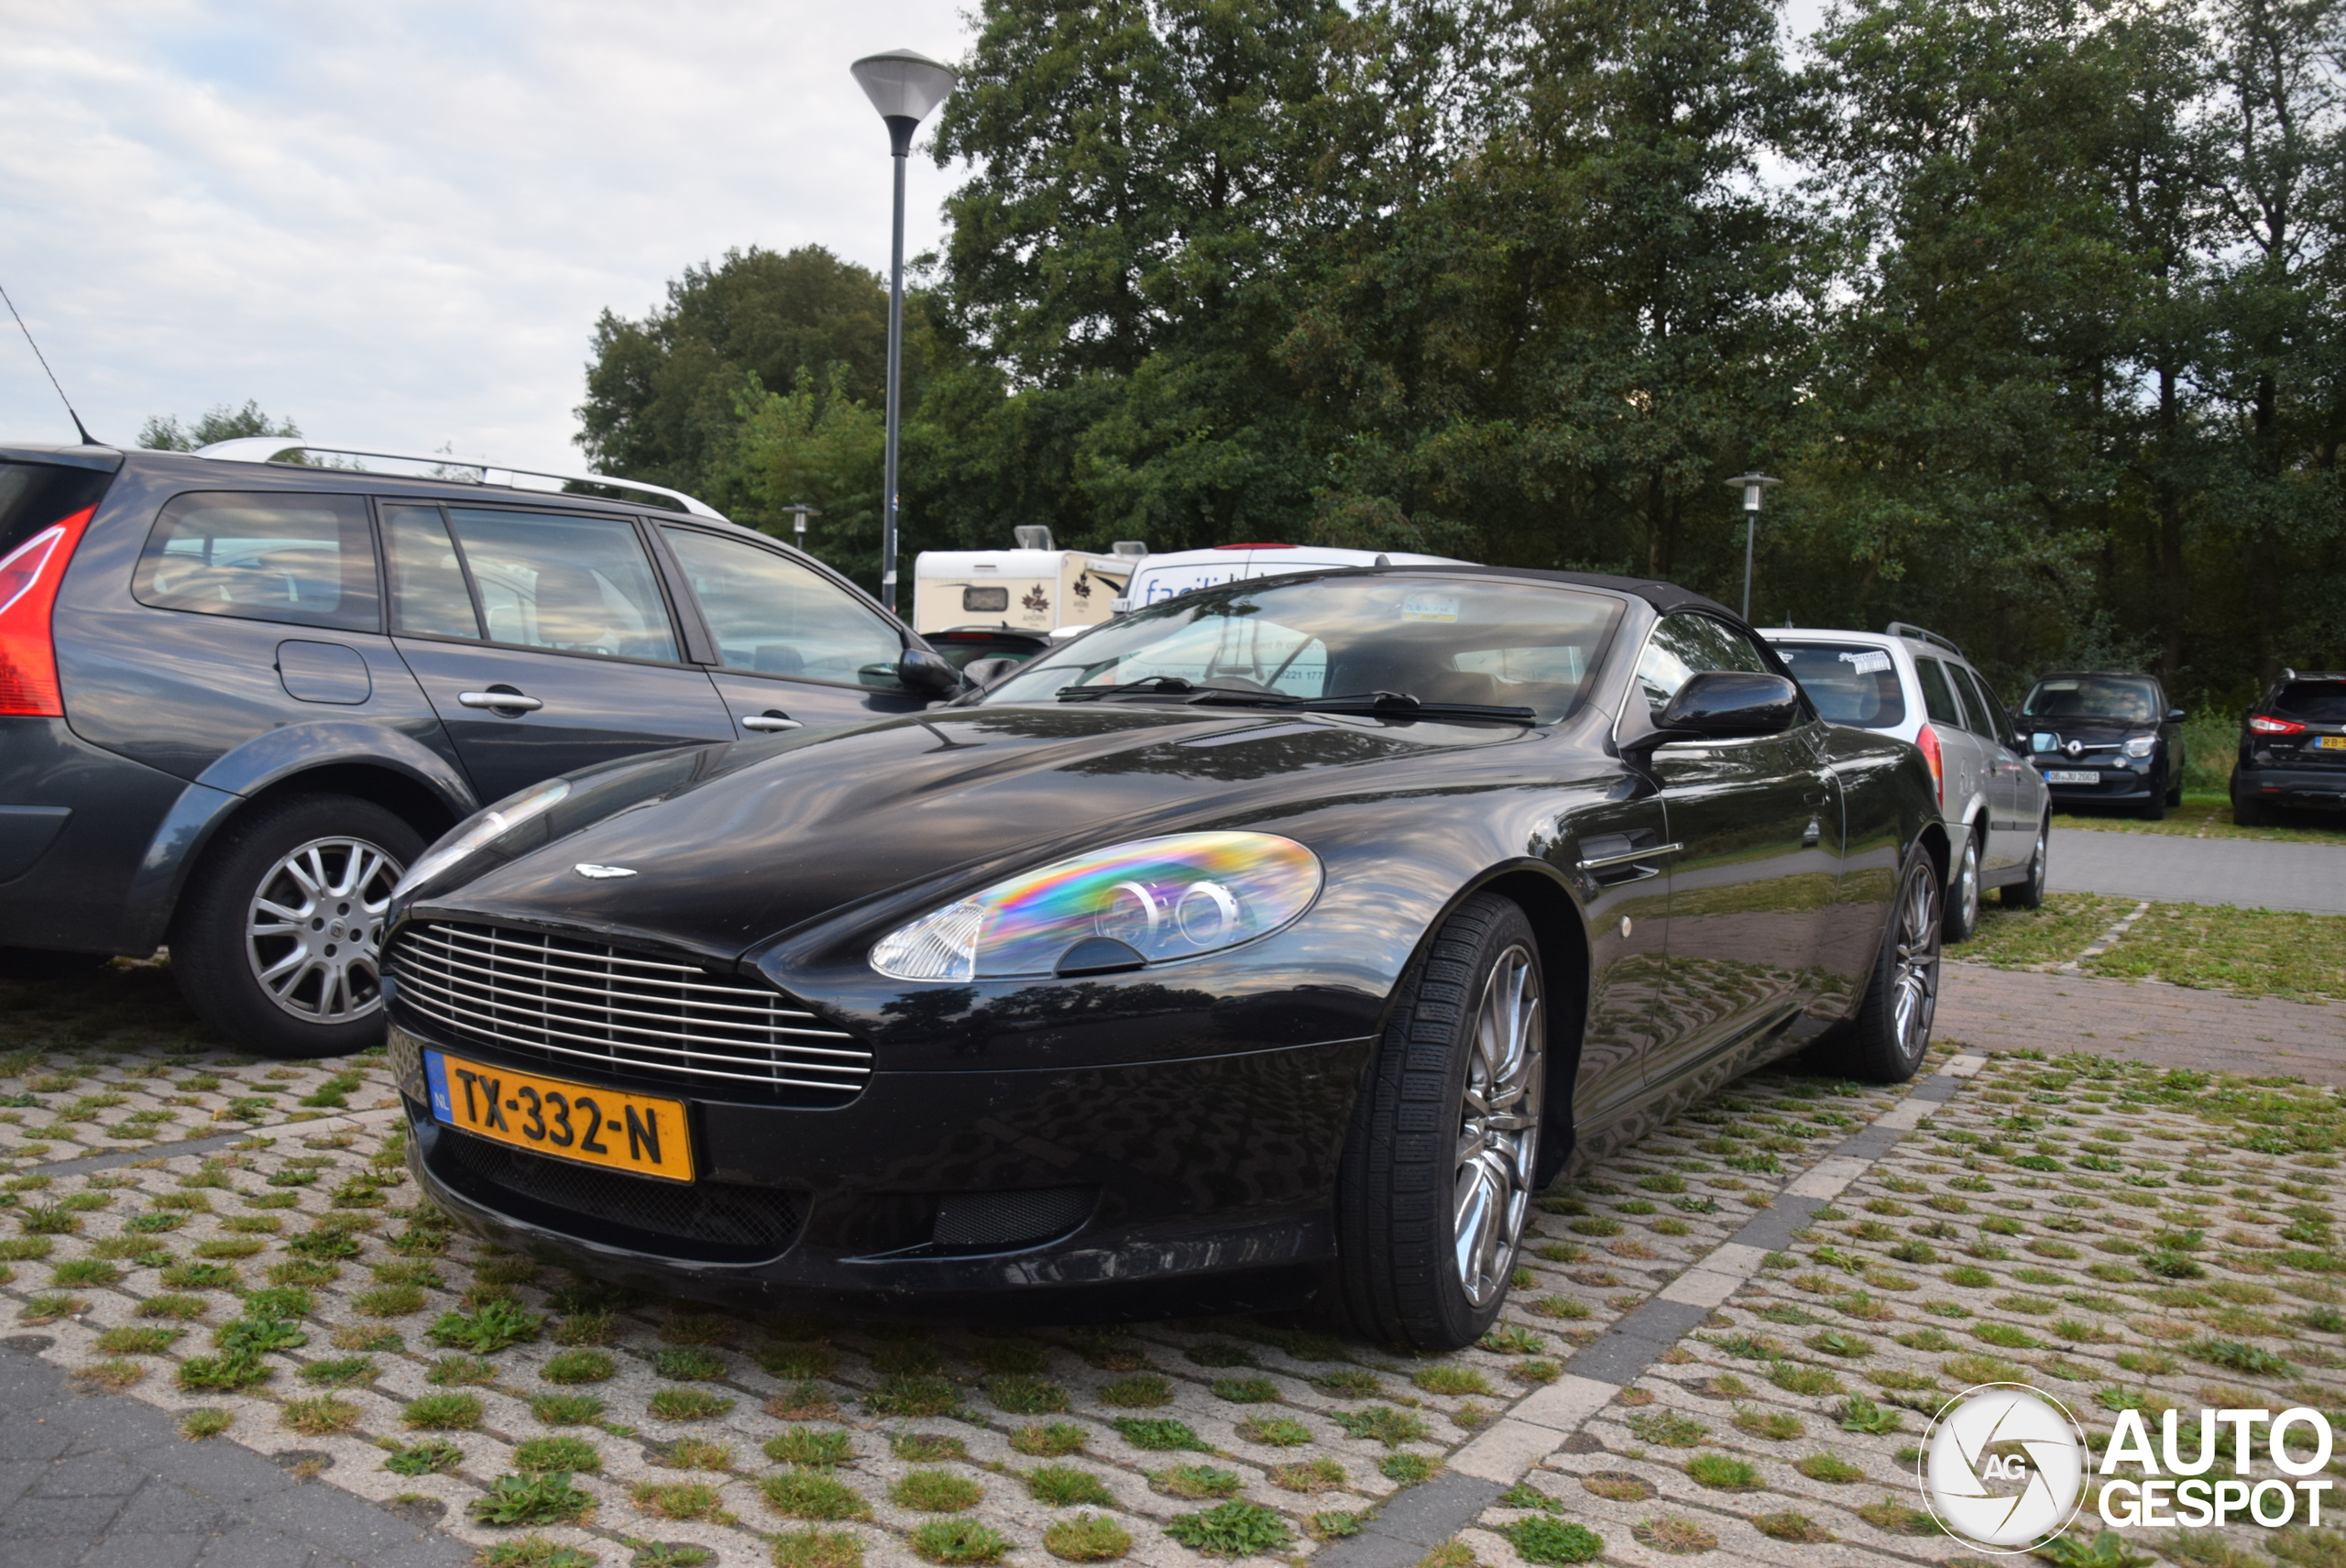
[1771,641,1909,729]
[2275,681,2346,723]
[2021,676,2159,723]
[979,575,1625,722]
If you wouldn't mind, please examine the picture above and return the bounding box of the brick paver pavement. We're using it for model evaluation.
[1939,957,2346,1081]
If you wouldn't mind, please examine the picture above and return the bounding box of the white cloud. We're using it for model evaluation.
[0,0,973,468]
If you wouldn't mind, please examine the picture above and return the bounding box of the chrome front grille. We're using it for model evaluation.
[389,921,869,1104]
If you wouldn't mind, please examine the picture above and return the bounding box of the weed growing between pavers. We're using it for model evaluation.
[2,958,1954,1565]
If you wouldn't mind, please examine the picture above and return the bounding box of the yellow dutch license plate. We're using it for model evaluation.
[2318,735,2346,751]
[424,1049,694,1183]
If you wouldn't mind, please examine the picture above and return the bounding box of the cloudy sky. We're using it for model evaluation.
[0,0,973,467]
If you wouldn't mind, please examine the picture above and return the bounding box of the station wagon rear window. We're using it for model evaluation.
[1771,641,1908,729]
[132,493,378,631]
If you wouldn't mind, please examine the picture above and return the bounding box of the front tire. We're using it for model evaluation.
[1334,893,1546,1350]
[170,793,421,1058]
[1837,843,1942,1083]
[1946,829,1982,942]
[2138,776,2167,820]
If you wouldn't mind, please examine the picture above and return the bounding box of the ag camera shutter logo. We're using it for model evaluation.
[1920,1383,2088,1551]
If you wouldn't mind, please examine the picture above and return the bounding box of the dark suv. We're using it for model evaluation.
[2015,671,2187,819]
[0,441,959,1057]
[2231,671,2346,824]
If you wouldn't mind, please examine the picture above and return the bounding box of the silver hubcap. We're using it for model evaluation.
[1890,862,1942,1059]
[1453,942,1544,1308]
[2031,826,2046,892]
[1956,839,1979,929]
[245,835,403,1023]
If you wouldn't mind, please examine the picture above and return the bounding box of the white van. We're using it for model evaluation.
[1116,543,1466,612]
[912,528,1140,637]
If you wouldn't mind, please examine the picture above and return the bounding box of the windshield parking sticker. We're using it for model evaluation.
[1400,593,1459,622]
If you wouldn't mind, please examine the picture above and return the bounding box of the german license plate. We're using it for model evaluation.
[2045,770,2099,784]
[424,1050,694,1183]
[2318,736,2346,751]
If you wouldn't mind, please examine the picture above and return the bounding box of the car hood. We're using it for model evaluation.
[2024,715,2154,737]
[414,703,1535,961]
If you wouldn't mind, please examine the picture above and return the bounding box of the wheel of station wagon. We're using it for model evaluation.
[1333,891,1547,1350]
[1945,829,1982,942]
[2001,813,2048,908]
[1835,842,1943,1084]
[2233,791,2263,827]
[170,792,422,1058]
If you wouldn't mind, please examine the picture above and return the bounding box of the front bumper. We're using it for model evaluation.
[391,1021,1372,1319]
[2032,760,2159,803]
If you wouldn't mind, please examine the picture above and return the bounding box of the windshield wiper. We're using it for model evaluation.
[1057,676,1268,703]
[1178,688,1539,724]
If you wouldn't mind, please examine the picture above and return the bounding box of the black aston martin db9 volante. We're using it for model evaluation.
[382,566,1946,1349]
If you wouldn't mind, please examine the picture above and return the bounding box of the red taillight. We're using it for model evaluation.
[1917,723,1945,806]
[2249,715,2307,736]
[0,506,93,718]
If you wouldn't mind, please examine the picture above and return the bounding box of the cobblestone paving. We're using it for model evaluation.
[1456,1051,2346,1567]
[0,961,1931,1568]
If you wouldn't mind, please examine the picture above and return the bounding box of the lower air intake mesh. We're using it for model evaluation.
[432,1128,803,1263]
[932,1187,1095,1248]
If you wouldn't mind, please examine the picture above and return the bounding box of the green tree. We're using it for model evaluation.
[576,246,890,497]
[717,367,886,587]
[137,400,301,451]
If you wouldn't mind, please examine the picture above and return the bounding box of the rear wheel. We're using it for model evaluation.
[2165,772,2183,806]
[2001,814,2048,908]
[1334,893,1546,1350]
[1945,830,1982,942]
[170,793,421,1058]
[2138,775,2167,820]
[2233,788,2263,828]
[1837,843,1942,1083]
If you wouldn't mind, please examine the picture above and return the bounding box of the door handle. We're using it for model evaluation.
[740,713,803,733]
[457,689,542,712]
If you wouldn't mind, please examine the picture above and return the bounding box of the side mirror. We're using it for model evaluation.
[1656,671,1803,740]
[2165,707,2187,724]
[960,656,1023,688]
[898,647,967,699]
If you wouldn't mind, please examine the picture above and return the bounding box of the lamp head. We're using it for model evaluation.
[852,49,958,154]
[1726,470,1782,512]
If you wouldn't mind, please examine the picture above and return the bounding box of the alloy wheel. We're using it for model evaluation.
[1889,860,1943,1060]
[1453,941,1544,1308]
[1953,837,1980,935]
[244,835,404,1023]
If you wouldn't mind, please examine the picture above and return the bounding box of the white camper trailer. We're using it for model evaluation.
[912,529,1141,637]
[1114,543,1467,612]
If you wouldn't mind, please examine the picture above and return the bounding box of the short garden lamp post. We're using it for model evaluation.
[1727,471,1781,621]
[783,502,819,552]
[850,48,958,616]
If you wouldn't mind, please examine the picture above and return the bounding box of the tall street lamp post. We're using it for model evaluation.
[850,48,958,618]
[1727,471,1781,621]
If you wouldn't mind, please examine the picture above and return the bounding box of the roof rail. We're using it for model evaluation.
[191,438,726,521]
[1885,620,1965,658]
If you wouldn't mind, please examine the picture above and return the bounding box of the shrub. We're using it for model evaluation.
[1240,1416,1314,1447]
[773,1529,864,1568]
[1686,1453,1760,1490]
[990,1375,1070,1414]
[515,1435,601,1473]
[1044,1513,1131,1563]
[766,1429,853,1467]
[910,1519,1010,1565]
[1504,1519,1604,1564]
[1011,1422,1088,1457]
[402,1392,483,1430]
[649,1387,733,1421]
[893,1470,983,1512]
[1026,1465,1114,1507]
[529,1393,604,1425]
[1166,1501,1292,1557]
[280,1396,359,1435]
[1097,1374,1170,1408]
[541,1349,616,1384]
[1157,1464,1242,1499]
[762,1471,872,1520]
[468,1471,594,1526]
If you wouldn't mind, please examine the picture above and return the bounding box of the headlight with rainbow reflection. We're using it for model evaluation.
[869,832,1323,983]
